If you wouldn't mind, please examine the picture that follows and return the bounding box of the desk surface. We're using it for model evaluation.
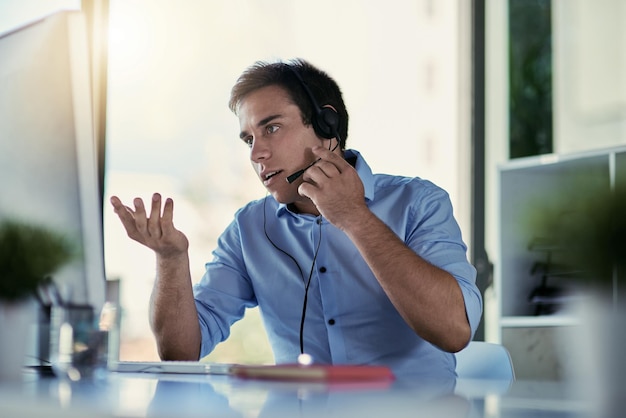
[0,370,590,418]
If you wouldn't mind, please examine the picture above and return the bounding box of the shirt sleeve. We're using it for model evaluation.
[192,219,257,357]
[406,181,483,340]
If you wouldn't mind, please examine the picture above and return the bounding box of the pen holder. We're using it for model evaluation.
[49,304,109,381]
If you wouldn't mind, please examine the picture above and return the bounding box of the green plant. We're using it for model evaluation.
[0,219,75,302]
[525,184,626,297]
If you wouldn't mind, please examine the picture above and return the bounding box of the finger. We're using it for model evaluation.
[110,196,130,216]
[110,195,122,208]
[311,145,343,162]
[297,182,315,207]
[311,146,347,172]
[301,160,341,188]
[111,202,134,222]
[310,159,341,178]
[161,197,175,233]
[148,193,163,238]
[133,197,148,232]
[310,145,331,160]
[110,196,142,240]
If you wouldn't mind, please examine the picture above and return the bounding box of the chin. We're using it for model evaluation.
[267,189,291,204]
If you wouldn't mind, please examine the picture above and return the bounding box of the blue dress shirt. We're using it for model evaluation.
[193,149,482,378]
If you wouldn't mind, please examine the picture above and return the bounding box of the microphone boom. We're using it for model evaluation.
[286,158,321,184]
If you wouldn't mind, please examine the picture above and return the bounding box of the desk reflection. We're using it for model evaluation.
[145,374,472,418]
[5,371,554,418]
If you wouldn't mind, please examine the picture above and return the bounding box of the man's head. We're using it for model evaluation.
[229,58,349,149]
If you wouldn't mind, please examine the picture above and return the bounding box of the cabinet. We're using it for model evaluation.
[495,146,626,378]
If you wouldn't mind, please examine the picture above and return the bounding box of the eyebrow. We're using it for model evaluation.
[239,114,282,139]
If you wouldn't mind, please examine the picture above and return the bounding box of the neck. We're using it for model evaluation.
[288,200,320,216]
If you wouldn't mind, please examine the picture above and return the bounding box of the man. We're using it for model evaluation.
[110,58,482,378]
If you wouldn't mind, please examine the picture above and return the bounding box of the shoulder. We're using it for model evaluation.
[373,173,450,203]
[216,196,273,247]
[349,149,449,204]
[232,196,275,221]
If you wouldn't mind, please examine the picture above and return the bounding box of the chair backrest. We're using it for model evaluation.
[455,341,515,380]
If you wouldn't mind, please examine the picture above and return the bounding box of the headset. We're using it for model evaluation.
[286,64,340,140]
[285,64,342,184]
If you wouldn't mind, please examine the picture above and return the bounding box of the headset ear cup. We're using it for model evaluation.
[286,64,340,140]
[314,107,340,139]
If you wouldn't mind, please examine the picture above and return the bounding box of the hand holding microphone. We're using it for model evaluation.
[297,146,367,229]
[286,137,340,184]
[286,157,322,184]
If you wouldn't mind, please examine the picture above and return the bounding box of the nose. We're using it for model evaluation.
[250,137,270,163]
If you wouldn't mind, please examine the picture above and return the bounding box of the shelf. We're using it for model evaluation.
[496,147,626,339]
[500,315,579,328]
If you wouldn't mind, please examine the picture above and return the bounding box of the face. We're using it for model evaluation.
[238,85,324,213]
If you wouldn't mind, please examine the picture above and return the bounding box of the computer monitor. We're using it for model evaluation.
[0,11,106,311]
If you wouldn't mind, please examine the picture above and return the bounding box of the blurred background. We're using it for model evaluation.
[103,0,471,365]
[0,0,471,365]
[1,0,624,380]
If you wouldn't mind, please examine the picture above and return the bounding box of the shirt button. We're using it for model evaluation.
[316,218,322,225]
[328,319,335,325]
[319,266,327,273]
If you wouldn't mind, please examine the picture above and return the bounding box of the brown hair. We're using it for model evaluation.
[229,58,349,148]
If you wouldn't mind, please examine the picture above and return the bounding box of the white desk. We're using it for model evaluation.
[0,370,590,418]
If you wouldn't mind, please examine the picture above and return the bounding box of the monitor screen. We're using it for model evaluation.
[0,10,106,310]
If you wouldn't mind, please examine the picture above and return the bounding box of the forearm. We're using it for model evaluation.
[149,252,202,360]
[342,209,471,352]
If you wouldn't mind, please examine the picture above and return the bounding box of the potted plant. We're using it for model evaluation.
[0,218,75,381]
[525,181,626,418]
[525,183,626,299]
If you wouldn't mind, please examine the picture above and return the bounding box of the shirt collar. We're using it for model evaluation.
[275,149,375,217]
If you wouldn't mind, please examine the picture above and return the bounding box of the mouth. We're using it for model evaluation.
[262,170,283,184]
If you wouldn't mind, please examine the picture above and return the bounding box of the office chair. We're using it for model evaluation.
[455,341,515,381]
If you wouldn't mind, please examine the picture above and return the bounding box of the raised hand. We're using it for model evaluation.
[110,193,189,258]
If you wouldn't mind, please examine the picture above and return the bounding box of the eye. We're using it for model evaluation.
[242,136,253,148]
[266,124,279,135]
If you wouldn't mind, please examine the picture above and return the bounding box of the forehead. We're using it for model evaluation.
[237,85,294,118]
